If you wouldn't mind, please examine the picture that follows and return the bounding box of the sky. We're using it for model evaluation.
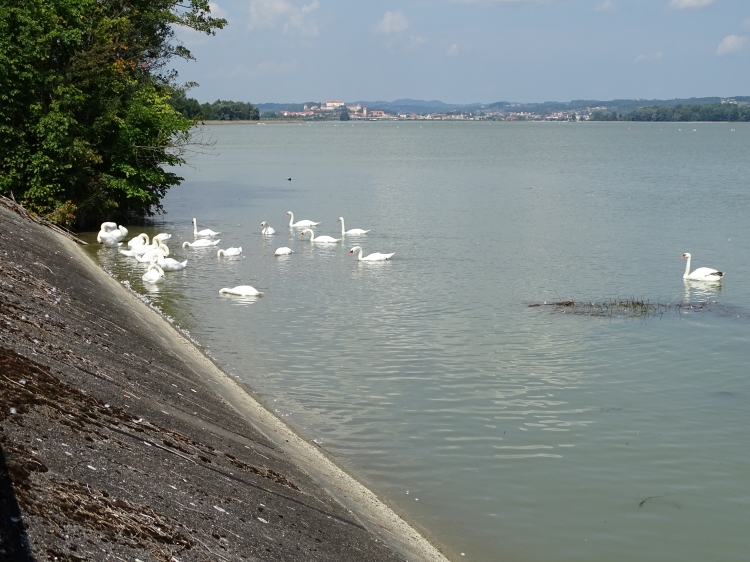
[172,0,750,105]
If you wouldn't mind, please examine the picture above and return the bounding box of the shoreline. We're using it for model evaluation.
[0,198,450,561]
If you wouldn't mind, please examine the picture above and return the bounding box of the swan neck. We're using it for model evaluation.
[684,255,691,279]
[288,212,294,226]
[340,218,345,235]
[303,229,314,241]
[193,218,198,235]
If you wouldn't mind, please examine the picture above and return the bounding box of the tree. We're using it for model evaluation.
[0,0,226,227]
[339,109,350,121]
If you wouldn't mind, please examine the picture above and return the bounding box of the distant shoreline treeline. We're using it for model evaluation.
[592,104,750,122]
[170,92,259,121]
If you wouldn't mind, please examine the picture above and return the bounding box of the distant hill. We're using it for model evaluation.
[490,97,750,115]
[254,97,750,116]
[356,99,483,114]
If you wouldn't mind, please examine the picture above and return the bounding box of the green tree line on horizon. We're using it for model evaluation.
[169,92,259,121]
[0,0,225,228]
[591,104,750,122]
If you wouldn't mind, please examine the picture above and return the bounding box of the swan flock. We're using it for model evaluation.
[96,212,394,298]
[98,216,723,310]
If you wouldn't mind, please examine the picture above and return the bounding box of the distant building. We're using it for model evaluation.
[326,100,345,109]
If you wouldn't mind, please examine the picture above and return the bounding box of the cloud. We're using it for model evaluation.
[375,11,409,35]
[208,2,229,19]
[594,0,616,12]
[667,0,716,10]
[248,0,320,37]
[634,51,663,64]
[716,35,747,56]
[254,59,300,75]
[454,0,545,4]
[447,43,460,56]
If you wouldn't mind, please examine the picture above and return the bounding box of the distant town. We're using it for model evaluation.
[270,98,744,122]
[168,93,750,123]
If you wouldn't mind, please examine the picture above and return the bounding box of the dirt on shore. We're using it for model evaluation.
[0,199,448,562]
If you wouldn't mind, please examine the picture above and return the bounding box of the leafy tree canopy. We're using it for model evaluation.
[624,104,750,122]
[0,0,226,227]
[169,93,260,121]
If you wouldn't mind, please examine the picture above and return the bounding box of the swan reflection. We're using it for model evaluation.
[222,295,261,306]
[682,279,723,303]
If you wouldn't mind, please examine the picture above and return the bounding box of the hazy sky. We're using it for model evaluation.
[172,0,750,104]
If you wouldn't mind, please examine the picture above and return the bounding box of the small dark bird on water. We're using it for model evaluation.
[287,177,292,181]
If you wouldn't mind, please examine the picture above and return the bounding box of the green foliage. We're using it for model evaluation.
[339,109,350,121]
[0,0,225,227]
[625,104,750,122]
[590,111,619,121]
[169,93,260,120]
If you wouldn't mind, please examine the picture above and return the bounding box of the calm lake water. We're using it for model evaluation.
[86,122,750,561]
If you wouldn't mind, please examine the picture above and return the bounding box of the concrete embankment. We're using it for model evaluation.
[0,199,450,562]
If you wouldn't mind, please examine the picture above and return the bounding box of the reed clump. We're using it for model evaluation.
[529,297,724,320]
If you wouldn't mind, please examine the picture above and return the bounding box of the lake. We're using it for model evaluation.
[86,121,750,561]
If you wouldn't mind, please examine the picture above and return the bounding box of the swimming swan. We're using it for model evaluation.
[119,239,160,257]
[150,253,187,271]
[260,221,275,235]
[135,244,170,263]
[142,264,164,284]
[349,246,394,261]
[681,253,724,281]
[338,217,370,235]
[183,239,221,248]
[286,211,320,228]
[98,225,127,245]
[300,229,340,243]
[219,285,263,297]
[217,247,242,257]
[99,231,123,247]
[153,233,171,242]
[193,217,220,237]
[127,233,149,248]
[274,247,293,256]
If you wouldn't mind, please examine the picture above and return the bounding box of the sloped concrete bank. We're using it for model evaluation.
[0,199,450,562]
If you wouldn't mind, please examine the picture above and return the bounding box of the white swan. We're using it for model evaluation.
[119,239,160,257]
[681,253,724,281]
[97,225,127,245]
[219,285,263,297]
[274,247,293,256]
[337,217,370,235]
[193,217,220,237]
[98,231,123,247]
[286,211,320,228]
[300,229,340,243]
[135,244,170,263]
[100,222,118,232]
[349,246,394,261]
[150,253,187,271]
[142,264,164,284]
[260,221,275,235]
[127,233,149,248]
[183,239,221,248]
[217,247,242,257]
[153,233,171,242]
